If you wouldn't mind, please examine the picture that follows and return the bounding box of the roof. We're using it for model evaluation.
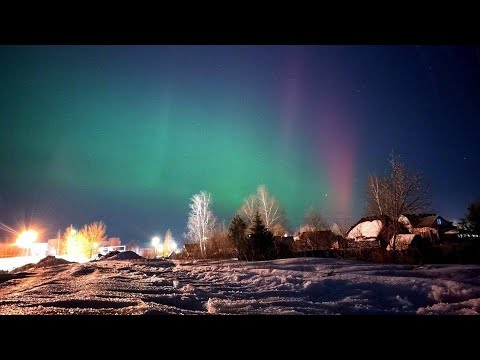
[402,214,452,228]
[346,215,392,235]
[346,215,410,248]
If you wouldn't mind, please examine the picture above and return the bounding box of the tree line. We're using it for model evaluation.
[183,152,480,261]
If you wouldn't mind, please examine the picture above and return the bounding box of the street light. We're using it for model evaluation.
[16,230,38,256]
[151,236,160,257]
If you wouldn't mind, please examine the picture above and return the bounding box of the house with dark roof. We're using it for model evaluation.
[399,214,455,242]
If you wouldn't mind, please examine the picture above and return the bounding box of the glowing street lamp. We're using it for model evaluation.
[151,236,160,247]
[16,230,38,256]
[151,236,161,257]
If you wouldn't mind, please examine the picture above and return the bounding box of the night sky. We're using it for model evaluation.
[1,45,479,246]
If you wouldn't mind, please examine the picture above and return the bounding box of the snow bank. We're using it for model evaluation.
[0,257,479,314]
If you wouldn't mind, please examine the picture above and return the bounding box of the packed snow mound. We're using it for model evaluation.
[104,251,144,261]
[11,256,72,273]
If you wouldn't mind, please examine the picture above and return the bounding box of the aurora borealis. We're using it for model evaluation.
[1,45,479,245]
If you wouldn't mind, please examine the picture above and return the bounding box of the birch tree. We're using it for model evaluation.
[186,191,217,257]
[239,184,286,234]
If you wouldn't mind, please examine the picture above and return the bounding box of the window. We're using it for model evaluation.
[437,218,442,225]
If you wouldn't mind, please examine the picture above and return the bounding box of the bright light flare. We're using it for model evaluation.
[151,236,160,246]
[16,230,38,248]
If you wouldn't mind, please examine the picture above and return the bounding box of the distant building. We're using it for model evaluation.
[30,242,49,257]
[100,237,121,247]
[0,243,23,258]
[96,237,124,256]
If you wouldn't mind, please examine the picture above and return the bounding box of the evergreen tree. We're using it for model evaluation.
[228,215,248,260]
[248,212,275,261]
[466,201,480,233]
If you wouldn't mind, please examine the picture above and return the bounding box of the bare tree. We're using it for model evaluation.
[365,153,431,254]
[63,225,80,258]
[366,175,387,216]
[79,221,107,258]
[186,191,217,257]
[299,208,328,233]
[239,194,257,225]
[239,184,286,231]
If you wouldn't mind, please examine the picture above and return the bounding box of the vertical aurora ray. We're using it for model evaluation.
[276,51,330,225]
[314,101,356,218]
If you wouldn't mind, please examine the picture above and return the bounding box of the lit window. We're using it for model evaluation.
[437,218,442,225]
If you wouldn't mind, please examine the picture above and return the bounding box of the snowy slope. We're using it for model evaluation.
[0,257,479,314]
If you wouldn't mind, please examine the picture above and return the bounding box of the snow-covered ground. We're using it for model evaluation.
[1,257,479,314]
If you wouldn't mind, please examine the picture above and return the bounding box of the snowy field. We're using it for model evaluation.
[1,256,479,314]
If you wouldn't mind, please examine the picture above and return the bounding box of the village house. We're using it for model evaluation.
[398,214,456,242]
[346,215,410,249]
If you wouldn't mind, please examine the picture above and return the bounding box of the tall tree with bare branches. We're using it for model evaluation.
[186,191,217,257]
[365,153,431,254]
[299,208,328,233]
[239,184,286,234]
[79,221,107,258]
